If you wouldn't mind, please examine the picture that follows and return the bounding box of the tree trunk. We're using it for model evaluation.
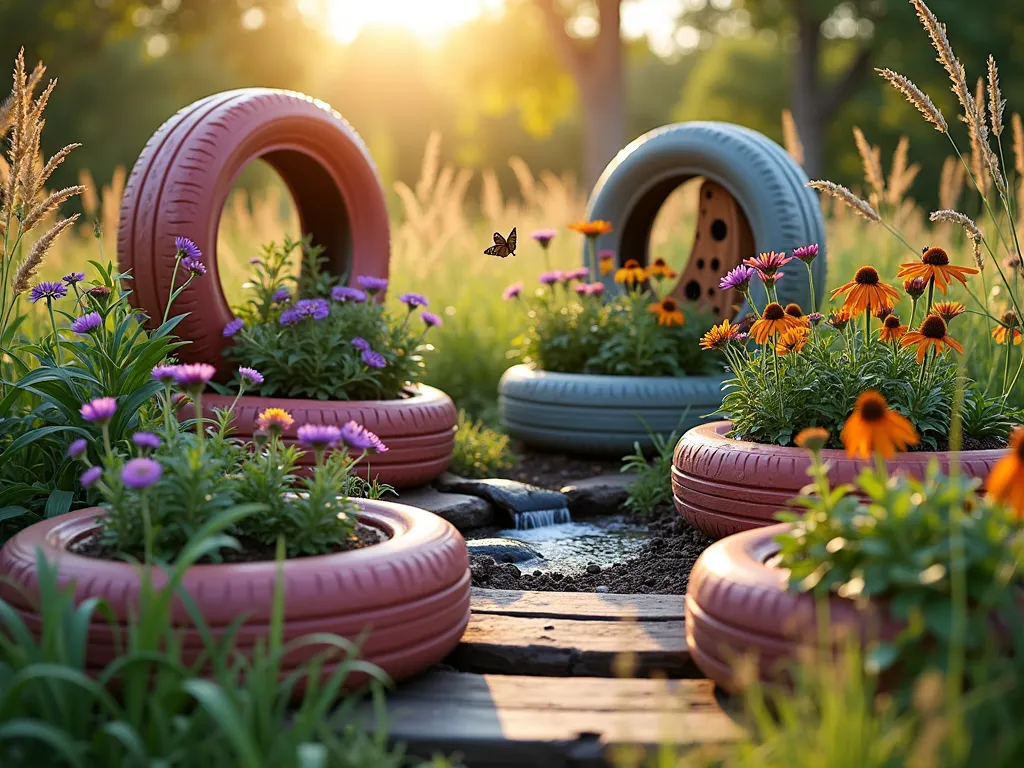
[791,9,824,177]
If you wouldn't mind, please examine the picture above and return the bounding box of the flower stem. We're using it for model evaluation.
[163,255,182,324]
[46,298,62,365]
[141,492,154,566]
[1002,334,1013,396]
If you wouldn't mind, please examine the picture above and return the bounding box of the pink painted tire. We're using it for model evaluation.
[686,523,896,693]
[181,385,457,489]
[0,500,470,687]
[673,421,1003,539]
[117,88,390,380]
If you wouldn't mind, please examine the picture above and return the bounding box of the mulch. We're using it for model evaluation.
[470,504,712,595]
[505,442,624,491]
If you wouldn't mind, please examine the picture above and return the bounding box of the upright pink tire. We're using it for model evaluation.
[117,88,390,380]
[0,501,470,688]
[183,385,457,489]
[673,421,1004,539]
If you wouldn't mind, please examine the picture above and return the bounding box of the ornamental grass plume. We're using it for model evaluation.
[841,390,920,459]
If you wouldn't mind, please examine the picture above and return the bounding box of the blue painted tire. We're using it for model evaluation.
[583,121,826,312]
[498,364,726,456]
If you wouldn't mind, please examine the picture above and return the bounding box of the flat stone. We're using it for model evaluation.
[560,474,636,517]
[436,474,568,516]
[397,486,496,531]
[467,538,544,563]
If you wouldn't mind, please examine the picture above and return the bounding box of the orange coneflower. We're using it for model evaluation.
[257,407,294,435]
[896,246,979,294]
[900,314,965,364]
[615,259,648,285]
[992,311,1022,345]
[932,301,966,323]
[649,296,684,326]
[569,220,614,237]
[841,390,920,459]
[830,266,901,317]
[784,303,810,326]
[648,257,678,280]
[987,427,1024,518]
[599,250,615,276]
[749,302,801,345]
[795,427,829,452]
[776,326,809,355]
[699,319,744,350]
[878,314,908,343]
[826,306,854,331]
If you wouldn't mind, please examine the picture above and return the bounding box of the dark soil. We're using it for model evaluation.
[929,434,1008,452]
[70,522,383,563]
[470,504,712,595]
[507,442,624,490]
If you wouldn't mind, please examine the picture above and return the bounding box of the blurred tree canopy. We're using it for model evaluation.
[1,0,1023,216]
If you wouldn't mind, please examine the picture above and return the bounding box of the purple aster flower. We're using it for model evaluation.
[399,292,429,309]
[271,287,291,303]
[223,318,244,337]
[807,312,825,326]
[531,228,557,247]
[71,312,103,334]
[122,457,162,489]
[586,282,605,296]
[719,265,756,293]
[361,349,387,369]
[172,363,216,390]
[502,282,523,301]
[80,397,117,424]
[132,432,161,450]
[340,420,387,453]
[152,365,179,385]
[181,257,206,277]
[80,466,103,488]
[297,424,342,450]
[356,275,389,294]
[29,281,68,303]
[175,236,202,262]
[539,271,563,286]
[239,366,264,386]
[743,251,792,276]
[351,337,371,351]
[793,244,819,264]
[62,272,86,285]
[332,285,367,303]
[564,267,590,282]
[67,438,88,459]
[279,307,300,326]
[422,311,442,328]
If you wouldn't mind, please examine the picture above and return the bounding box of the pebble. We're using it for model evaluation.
[586,564,601,575]
[595,585,609,593]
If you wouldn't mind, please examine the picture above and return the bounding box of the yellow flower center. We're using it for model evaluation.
[922,246,950,266]
[763,303,785,321]
[854,266,880,285]
[921,315,948,339]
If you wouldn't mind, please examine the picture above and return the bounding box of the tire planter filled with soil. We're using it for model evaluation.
[117,87,391,380]
[673,421,1005,539]
[685,522,900,693]
[584,122,826,315]
[499,364,726,455]
[0,500,470,687]
[184,385,457,488]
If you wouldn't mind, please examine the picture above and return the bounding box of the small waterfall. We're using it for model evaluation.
[514,507,572,530]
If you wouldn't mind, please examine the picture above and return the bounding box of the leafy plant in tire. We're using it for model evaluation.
[223,237,439,401]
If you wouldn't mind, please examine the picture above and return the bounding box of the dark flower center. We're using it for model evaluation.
[1003,312,1019,328]
[883,315,902,329]
[922,247,950,266]
[624,259,640,269]
[1015,431,1024,462]
[859,395,887,422]
[921,315,947,339]
[784,303,803,318]
[653,258,667,267]
[854,266,880,285]
[661,298,678,312]
[764,303,785,321]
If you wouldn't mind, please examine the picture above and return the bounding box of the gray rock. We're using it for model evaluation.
[586,563,601,575]
[466,538,544,563]
[595,585,610,593]
[560,474,637,517]
[436,474,568,518]
[396,486,495,531]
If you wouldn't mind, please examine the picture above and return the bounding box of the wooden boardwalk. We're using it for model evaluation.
[373,588,741,766]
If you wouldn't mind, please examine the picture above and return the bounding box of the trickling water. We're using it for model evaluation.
[514,507,572,530]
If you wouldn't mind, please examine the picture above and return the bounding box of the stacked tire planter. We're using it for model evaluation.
[499,121,827,456]
[673,421,1004,539]
[0,501,471,689]
[117,88,457,488]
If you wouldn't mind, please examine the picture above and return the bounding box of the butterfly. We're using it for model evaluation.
[485,227,517,258]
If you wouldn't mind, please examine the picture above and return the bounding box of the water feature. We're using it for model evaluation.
[513,507,572,530]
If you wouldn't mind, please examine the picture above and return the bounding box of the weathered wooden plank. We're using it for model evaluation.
[374,670,741,768]
[448,613,698,678]
[470,587,685,621]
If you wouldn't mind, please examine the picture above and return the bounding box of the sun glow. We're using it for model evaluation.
[324,0,500,44]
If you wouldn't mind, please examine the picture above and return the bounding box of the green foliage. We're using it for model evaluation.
[449,410,515,479]
[0,516,428,767]
[224,238,435,401]
[621,429,679,516]
[512,278,718,377]
[775,453,1024,680]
